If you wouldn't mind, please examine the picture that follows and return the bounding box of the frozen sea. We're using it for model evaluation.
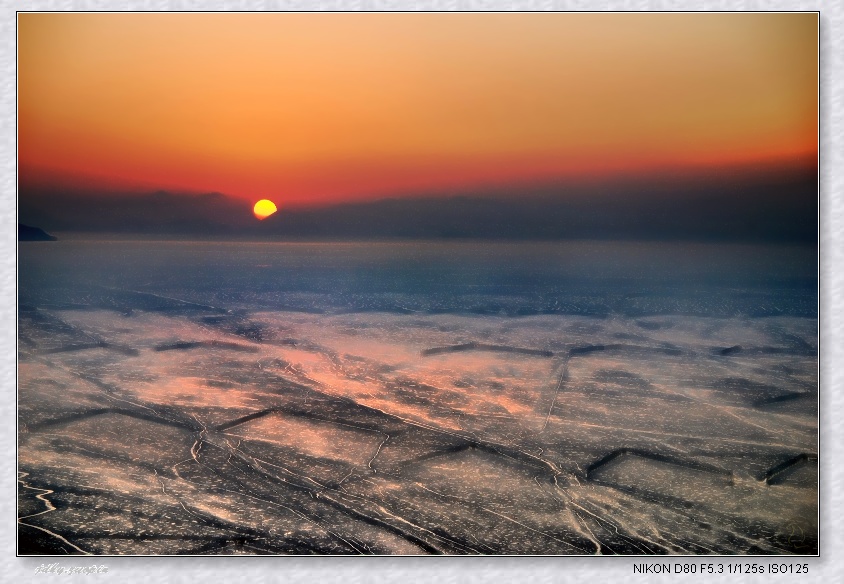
[18,239,818,555]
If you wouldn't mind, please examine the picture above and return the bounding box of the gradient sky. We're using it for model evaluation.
[18,13,817,208]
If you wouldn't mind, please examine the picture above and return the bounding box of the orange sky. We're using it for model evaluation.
[18,13,818,207]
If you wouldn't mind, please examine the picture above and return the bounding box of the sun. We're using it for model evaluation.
[253,199,278,220]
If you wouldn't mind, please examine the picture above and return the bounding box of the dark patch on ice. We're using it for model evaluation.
[194,314,275,343]
[584,448,733,480]
[569,344,608,356]
[752,391,813,408]
[215,408,281,431]
[711,377,800,406]
[233,323,268,342]
[213,400,398,437]
[713,344,815,357]
[759,453,817,485]
[398,441,481,467]
[569,343,683,357]
[714,345,743,356]
[421,342,554,357]
[154,340,259,353]
[710,377,815,408]
[265,338,298,347]
[716,377,781,392]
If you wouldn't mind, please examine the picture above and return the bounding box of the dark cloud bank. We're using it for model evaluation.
[18,165,817,243]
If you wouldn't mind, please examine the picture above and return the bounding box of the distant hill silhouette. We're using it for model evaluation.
[17,163,817,243]
[18,191,250,235]
[18,224,57,241]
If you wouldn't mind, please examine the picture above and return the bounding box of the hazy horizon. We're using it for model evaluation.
[18,159,817,243]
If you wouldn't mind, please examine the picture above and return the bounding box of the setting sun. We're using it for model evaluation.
[253,199,277,220]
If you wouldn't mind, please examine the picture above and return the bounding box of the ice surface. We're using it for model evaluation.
[18,240,817,554]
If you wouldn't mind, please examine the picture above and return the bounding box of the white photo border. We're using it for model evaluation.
[2,2,837,583]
